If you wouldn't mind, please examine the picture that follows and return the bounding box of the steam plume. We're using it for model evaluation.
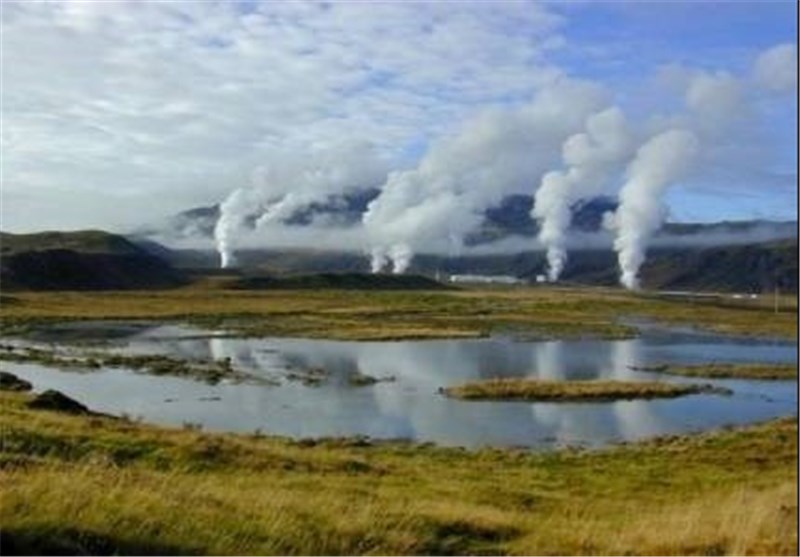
[612,129,699,289]
[214,188,252,268]
[389,243,413,274]
[214,143,387,268]
[364,78,608,273]
[532,107,634,280]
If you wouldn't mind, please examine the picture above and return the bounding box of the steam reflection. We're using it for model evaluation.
[4,325,796,448]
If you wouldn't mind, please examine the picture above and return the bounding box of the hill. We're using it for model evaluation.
[159,240,797,293]
[0,231,187,291]
[3,228,794,294]
[231,272,450,290]
[638,240,798,292]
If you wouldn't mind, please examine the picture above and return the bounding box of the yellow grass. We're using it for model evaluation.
[0,390,797,555]
[1,284,796,340]
[655,363,797,380]
[442,378,720,401]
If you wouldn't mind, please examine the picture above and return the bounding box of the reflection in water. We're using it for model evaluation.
[608,340,665,440]
[535,341,565,381]
[528,339,661,445]
[4,324,797,448]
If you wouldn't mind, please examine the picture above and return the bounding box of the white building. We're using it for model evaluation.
[448,274,525,285]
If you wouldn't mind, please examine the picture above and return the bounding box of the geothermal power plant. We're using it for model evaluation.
[208,59,775,290]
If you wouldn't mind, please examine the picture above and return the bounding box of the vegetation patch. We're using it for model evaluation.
[0,344,257,385]
[441,378,729,402]
[640,362,797,380]
[27,389,92,415]
[232,272,452,291]
[0,370,32,391]
[285,367,330,387]
[0,285,794,342]
[347,371,396,387]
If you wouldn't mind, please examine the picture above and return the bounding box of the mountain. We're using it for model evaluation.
[129,191,797,293]
[155,239,797,293]
[142,193,797,247]
[2,228,794,293]
[231,272,449,290]
[0,230,187,291]
[637,240,798,292]
[138,189,381,241]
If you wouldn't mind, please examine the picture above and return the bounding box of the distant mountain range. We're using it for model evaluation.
[137,193,797,249]
[1,190,797,293]
[157,240,797,293]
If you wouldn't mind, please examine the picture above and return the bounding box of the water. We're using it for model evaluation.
[4,323,797,448]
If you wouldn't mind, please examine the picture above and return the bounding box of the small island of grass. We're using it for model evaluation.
[635,363,797,381]
[441,378,727,402]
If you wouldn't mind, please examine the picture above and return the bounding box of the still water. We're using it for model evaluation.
[5,323,797,448]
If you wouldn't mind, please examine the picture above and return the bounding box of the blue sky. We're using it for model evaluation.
[1,0,797,235]
[552,1,798,222]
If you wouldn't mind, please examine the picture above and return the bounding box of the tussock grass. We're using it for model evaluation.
[442,378,723,402]
[1,390,797,555]
[0,345,253,384]
[654,363,797,380]
[0,285,796,341]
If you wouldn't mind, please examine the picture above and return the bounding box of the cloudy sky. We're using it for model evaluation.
[2,0,797,233]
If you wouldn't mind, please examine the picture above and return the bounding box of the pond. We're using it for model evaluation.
[3,322,797,449]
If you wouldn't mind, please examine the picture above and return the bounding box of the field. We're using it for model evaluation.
[1,389,797,556]
[1,283,796,340]
[1,284,797,555]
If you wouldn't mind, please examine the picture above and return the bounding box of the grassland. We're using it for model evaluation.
[646,363,798,380]
[1,284,796,555]
[441,378,726,402]
[0,283,796,341]
[0,389,796,555]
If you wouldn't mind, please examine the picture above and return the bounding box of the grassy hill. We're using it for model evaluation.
[163,240,798,293]
[4,229,796,294]
[1,230,187,291]
[232,272,450,290]
[0,230,145,255]
[640,240,798,292]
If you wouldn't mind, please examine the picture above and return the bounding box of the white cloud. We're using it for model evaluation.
[362,77,608,272]
[1,0,564,231]
[754,43,798,93]
[1,0,795,252]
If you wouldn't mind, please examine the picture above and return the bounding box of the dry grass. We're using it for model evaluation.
[0,284,796,341]
[507,482,798,556]
[654,363,797,380]
[0,390,797,555]
[442,378,722,401]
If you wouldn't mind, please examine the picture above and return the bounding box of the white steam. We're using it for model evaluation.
[612,129,700,289]
[208,43,793,284]
[214,142,387,268]
[363,77,608,273]
[532,107,634,281]
[214,188,252,269]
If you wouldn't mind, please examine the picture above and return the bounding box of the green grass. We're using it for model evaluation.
[441,378,727,402]
[0,390,796,555]
[647,363,798,381]
[0,284,796,341]
[0,230,141,256]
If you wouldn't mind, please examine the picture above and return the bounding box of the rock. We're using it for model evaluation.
[27,389,91,414]
[0,371,32,391]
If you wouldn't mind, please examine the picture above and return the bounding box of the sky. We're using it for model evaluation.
[1,0,797,234]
